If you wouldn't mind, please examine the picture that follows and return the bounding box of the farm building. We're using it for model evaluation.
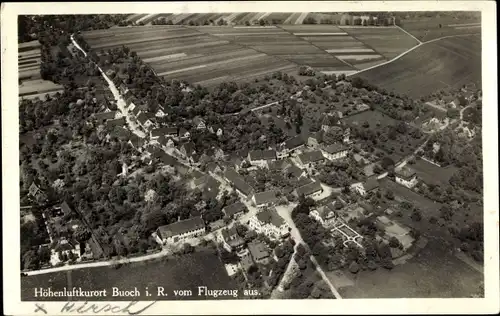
[222,202,248,219]
[297,150,326,166]
[179,128,191,140]
[156,217,206,244]
[252,190,280,208]
[150,127,179,140]
[221,226,246,252]
[93,111,120,123]
[351,177,380,196]
[105,117,126,129]
[279,135,306,158]
[248,150,277,167]
[295,181,323,199]
[321,143,349,161]
[310,202,338,227]
[395,166,418,189]
[248,208,289,240]
[248,241,270,264]
[224,168,254,198]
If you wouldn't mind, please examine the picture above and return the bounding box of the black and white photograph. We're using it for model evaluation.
[2,1,498,315]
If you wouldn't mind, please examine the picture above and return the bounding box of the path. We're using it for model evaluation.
[275,204,343,299]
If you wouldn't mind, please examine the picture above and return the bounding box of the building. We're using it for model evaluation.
[221,226,246,252]
[93,111,120,123]
[248,208,290,240]
[395,166,418,189]
[252,190,280,208]
[248,241,270,263]
[156,217,206,244]
[208,124,223,136]
[297,150,325,167]
[105,117,126,129]
[208,219,226,231]
[279,135,305,158]
[248,149,277,167]
[239,252,255,273]
[307,131,324,148]
[193,117,206,130]
[128,134,145,151]
[179,128,191,140]
[321,143,349,161]
[155,107,167,118]
[352,177,380,196]
[158,136,175,149]
[222,202,247,219]
[137,112,155,130]
[150,127,178,140]
[153,149,178,167]
[309,203,338,227]
[28,181,47,202]
[295,181,323,198]
[180,142,197,163]
[321,113,339,132]
[284,164,306,179]
[343,127,351,144]
[223,168,254,198]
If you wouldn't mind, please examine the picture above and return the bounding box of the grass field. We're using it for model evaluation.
[21,251,238,301]
[338,238,483,298]
[410,159,458,186]
[354,34,481,98]
[400,17,481,42]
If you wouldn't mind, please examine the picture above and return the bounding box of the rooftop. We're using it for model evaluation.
[105,117,126,128]
[248,241,270,261]
[298,150,325,164]
[182,142,196,156]
[151,127,178,137]
[284,164,304,179]
[395,166,417,179]
[249,149,277,161]
[323,143,349,154]
[221,226,245,247]
[253,190,280,206]
[363,177,380,191]
[94,111,117,121]
[223,202,247,217]
[295,181,323,197]
[255,208,285,227]
[284,135,305,150]
[157,217,205,239]
[137,112,155,124]
[224,168,254,196]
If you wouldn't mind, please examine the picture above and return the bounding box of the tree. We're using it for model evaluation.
[388,237,401,248]
[74,226,91,243]
[323,126,343,144]
[348,261,360,274]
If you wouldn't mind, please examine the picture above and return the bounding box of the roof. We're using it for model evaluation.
[249,149,276,161]
[94,111,117,121]
[295,181,323,196]
[253,190,280,206]
[221,226,245,248]
[209,219,225,230]
[129,134,144,148]
[284,135,305,150]
[179,127,189,135]
[182,142,196,156]
[316,203,336,220]
[248,241,270,261]
[284,164,304,178]
[157,217,205,239]
[193,174,209,187]
[206,162,220,172]
[105,117,126,128]
[151,127,178,137]
[323,143,349,154]
[193,116,205,125]
[53,238,76,252]
[224,168,254,196]
[298,150,325,164]
[255,208,284,227]
[137,112,154,124]
[153,149,178,166]
[223,202,247,217]
[322,114,339,126]
[60,201,72,216]
[395,166,417,179]
[191,169,204,179]
[309,130,324,143]
[240,253,254,271]
[363,177,380,191]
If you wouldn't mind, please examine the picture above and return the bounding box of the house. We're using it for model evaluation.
[155,108,167,118]
[208,124,223,136]
[221,226,246,252]
[28,181,47,202]
[222,202,248,219]
[157,136,175,149]
[153,149,178,167]
[322,143,349,161]
[252,190,280,208]
[297,150,325,167]
[248,241,270,263]
[137,112,155,130]
[295,181,323,198]
[343,127,351,144]
[51,237,81,263]
[307,131,324,148]
[321,113,339,132]
[93,111,119,123]
[224,168,254,198]
[208,219,226,231]
[150,127,178,140]
[284,164,306,179]
[193,116,206,130]
[181,142,197,164]
[179,128,191,140]
[60,201,73,216]
[156,217,206,244]
[248,208,290,240]
[248,149,277,167]
[205,147,225,161]
[206,162,222,174]
[352,177,380,196]
[310,203,338,227]
[105,117,126,129]
[279,135,305,158]
[128,134,145,151]
[395,166,418,189]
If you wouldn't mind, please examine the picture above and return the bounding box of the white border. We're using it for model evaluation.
[2,2,498,315]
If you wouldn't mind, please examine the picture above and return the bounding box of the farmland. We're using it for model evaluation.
[399,17,481,42]
[354,34,481,98]
[18,41,63,100]
[21,250,239,301]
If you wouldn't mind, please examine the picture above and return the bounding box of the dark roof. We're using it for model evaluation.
[223,202,247,217]
[309,130,324,143]
[179,127,189,135]
[248,241,270,261]
[323,143,349,154]
[182,142,196,156]
[94,111,117,121]
[284,135,305,150]
[158,135,173,146]
[137,112,154,124]
[224,168,254,196]
[191,169,204,179]
[240,253,254,271]
[129,134,144,148]
[193,174,209,187]
[60,201,73,216]
[249,149,277,161]
[284,164,304,179]
[395,166,417,179]
[322,114,339,126]
[53,239,76,252]
[157,217,205,239]
[253,190,280,206]
[151,127,178,137]
[316,203,336,220]
[206,162,220,172]
[295,181,323,196]
[105,117,126,128]
[203,178,220,199]
[153,149,178,166]
[298,150,325,164]
[295,177,314,188]
[268,159,288,171]
[364,177,380,191]
[221,226,245,248]
[255,208,284,226]
[193,116,205,125]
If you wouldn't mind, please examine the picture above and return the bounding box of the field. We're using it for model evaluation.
[410,159,458,186]
[21,251,239,301]
[400,17,481,42]
[338,238,483,298]
[18,41,63,100]
[355,35,481,98]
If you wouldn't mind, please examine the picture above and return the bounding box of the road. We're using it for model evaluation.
[275,204,343,299]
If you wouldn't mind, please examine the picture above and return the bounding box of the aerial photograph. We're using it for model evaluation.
[18,11,483,300]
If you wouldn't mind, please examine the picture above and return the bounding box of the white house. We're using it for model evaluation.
[321,143,349,161]
[248,150,277,168]
[395,166,418,189]
[193,117,206,130]
[179,128,191,140]
[155,108,167,118]
[137,112,155,130]
[208,124,223,137]
[295,181,323,199]
[248,208,290,240]
[221,226,245,252]
[50,238,81,265]
[156,217,206,244]
[310,203,338,227]
[252,190,280,208]
[351,177,380,196]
